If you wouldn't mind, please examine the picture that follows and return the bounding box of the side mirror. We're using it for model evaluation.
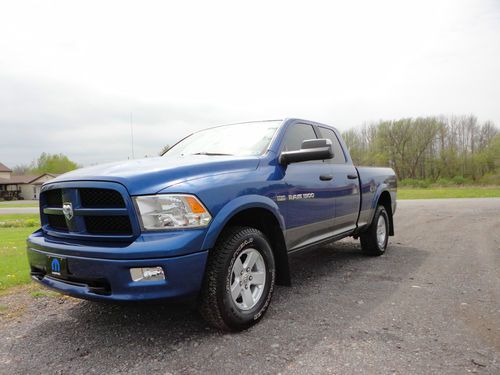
[279,138,334,165]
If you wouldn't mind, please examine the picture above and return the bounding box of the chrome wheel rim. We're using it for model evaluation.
[230,248,266,311]
[376,215,387,249]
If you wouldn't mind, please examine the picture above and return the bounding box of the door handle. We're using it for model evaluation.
[319,174,333,181]
[347,174,358,180]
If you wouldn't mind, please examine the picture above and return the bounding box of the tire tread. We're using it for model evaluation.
[360,206,388,256]
[198,226,268,331]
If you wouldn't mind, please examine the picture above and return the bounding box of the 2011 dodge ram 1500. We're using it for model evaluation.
[27,118,397,331]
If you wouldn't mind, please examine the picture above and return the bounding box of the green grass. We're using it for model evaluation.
[0,214,40,291]
[398,187,500,199]
[0,202,38,208]
[0,214,39,221]
[30,290,59,298]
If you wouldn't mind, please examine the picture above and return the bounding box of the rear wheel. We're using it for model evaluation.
[198,226,275,331]
[360,205,389,256]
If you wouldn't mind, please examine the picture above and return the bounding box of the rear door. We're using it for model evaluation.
[317,126,360,234]
[281,123,336,250]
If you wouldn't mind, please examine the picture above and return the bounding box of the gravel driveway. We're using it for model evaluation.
[1,198,499,374]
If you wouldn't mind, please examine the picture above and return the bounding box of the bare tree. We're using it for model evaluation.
[342,115,498,181]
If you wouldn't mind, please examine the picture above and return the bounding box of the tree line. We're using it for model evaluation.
[11,117,499,184]
[342,115,499,184]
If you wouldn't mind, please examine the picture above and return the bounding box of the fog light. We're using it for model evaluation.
[130,267,165,282]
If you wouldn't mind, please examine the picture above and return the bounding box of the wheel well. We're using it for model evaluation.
[378,191,394,235]
[223,208,291,286]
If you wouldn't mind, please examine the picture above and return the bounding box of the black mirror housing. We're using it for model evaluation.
[279,138,334,165]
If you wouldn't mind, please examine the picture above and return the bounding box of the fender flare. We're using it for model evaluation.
[370,184,395,235]
[201,194,286,251]
[372,184,389,207]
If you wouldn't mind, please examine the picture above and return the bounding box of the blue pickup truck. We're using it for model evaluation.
[28,118,396,331]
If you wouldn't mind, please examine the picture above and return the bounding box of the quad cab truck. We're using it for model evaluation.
[27,119,397,331]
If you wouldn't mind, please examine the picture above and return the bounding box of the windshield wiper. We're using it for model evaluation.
[192,152,233,156]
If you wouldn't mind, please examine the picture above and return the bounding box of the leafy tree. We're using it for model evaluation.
[31,153,79,174]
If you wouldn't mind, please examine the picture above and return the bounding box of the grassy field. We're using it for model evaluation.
[0,214,39,292]
[398,186,500,199]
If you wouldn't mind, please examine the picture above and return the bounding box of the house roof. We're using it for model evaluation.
[0,163,12,172]
[0,173,60,185]
[2,175,38,184]
[30,173,60,184]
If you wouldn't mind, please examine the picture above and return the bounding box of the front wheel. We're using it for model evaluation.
[198,226,275,331]
[360,205,389,256]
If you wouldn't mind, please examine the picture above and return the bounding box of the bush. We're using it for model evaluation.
[435,178,452,186]
[24,219,38,227]
[399,178,418,187]
[478,173,500,185]
[0,218,38,228]
[399,174,499,188]
[399,178,431,188]
[451,176,467,185]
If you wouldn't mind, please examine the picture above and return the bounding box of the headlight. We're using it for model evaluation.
[134,194,212,231]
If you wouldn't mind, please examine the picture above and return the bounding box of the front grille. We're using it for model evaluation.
[45,189,63,207]
[85,216,132,235]
[47,215,68,231]
[80,188,125,208]
[41,185,135,239]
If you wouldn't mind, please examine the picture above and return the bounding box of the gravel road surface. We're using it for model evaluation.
[1,198,499,374]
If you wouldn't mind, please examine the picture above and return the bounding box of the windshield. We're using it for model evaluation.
[165,121,281,157]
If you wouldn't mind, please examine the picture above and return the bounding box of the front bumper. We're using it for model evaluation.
[27,231,208,302]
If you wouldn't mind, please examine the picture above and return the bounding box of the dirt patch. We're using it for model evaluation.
[0,284,77,327]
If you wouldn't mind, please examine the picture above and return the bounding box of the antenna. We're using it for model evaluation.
[130,112,135,159]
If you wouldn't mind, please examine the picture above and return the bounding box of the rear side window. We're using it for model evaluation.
[282,124,317,152]
[318,127,346,164]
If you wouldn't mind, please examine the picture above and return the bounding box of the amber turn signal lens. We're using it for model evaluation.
[186,196,207,214]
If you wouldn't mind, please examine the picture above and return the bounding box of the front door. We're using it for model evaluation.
[280,123,336,250]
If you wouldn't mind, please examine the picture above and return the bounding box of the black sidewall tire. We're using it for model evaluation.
[218,230,275,330]
[361,206,389,256]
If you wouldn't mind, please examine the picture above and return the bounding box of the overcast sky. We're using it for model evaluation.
[1,0,499,168]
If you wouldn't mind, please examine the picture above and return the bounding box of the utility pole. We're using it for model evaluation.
[130,112,135,159]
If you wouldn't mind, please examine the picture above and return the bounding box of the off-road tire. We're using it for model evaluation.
[198,226,275,331]
[360,205,389,256]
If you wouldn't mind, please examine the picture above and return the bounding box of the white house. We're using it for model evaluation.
[0,163,59,200]
[0,162,12,180]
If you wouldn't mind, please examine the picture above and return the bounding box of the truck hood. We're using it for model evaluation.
[47,155,261,195]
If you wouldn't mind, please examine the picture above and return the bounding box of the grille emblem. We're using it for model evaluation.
[62,202,74,221]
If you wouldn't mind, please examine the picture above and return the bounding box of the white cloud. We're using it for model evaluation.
[0,0,499,167]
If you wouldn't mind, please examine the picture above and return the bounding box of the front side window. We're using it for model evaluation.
[165,121,281,157]
[318,127,346,164]
[282,124,317,152]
